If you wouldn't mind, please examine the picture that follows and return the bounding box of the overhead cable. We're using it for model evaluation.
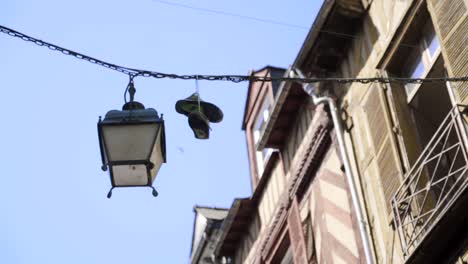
[1,24,468,84]
[152,0,308,30]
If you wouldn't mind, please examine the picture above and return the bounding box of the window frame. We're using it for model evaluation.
[253,96,274,178]
[404,20,442,102]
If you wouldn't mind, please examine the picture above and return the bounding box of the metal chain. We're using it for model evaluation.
[1,24,468,84]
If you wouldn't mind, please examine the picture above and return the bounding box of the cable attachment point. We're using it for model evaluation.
[122,75,145,110]
[128,75,136,102]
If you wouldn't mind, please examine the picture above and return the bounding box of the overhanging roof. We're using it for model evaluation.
[258,0,365,150]
[294,0,365,72]
[215,198,254,257]
[257,70,309,150]
[214,151,280,257]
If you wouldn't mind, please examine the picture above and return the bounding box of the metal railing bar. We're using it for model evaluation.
[397,109,456,187]
[413,123,455,223]
[392,105,468,257]
[429,165,466,188]
[406,167,468,251]
[421,142,459,166]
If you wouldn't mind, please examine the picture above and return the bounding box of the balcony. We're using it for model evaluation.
[392,105,468,261]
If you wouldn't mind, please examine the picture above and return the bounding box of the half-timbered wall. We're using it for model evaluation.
[233,213,261,264]
[298,146,364,263]
[258,161,286,230]
[281,102,315,174]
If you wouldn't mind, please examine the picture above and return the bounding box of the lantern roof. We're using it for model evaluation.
[101,107,162,124]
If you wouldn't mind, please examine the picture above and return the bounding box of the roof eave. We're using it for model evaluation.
[215,198,253,257]
[256,1,336,150]
[293,0,336,69]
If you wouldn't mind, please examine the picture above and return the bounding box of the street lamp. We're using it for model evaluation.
[98,79,166,198]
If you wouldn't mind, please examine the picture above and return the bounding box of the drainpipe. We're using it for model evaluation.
[293,68,375,264]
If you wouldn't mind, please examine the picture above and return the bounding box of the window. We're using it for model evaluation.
[253,98,271,143]
[390,55,466,257]
[384,6,468,256]
[399,20,440,99]
[253,97,273,177]
[403,57,460,197]
[385,8,451,169]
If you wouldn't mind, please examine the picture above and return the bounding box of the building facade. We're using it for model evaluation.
[190,0,468,263]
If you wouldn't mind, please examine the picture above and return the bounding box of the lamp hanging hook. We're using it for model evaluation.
[124,74,138,103]
[122,74,145,111]
[128,74,136,103]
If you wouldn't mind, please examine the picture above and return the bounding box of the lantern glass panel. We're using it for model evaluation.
[102,124,159,161]
[150,128,164,181]
[112,164,148,186]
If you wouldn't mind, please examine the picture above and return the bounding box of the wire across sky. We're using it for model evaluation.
[1,24,467,84]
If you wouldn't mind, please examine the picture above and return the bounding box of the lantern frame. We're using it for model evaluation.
[98,101,166,198]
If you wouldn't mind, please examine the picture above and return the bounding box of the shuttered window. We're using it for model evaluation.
[428,0,468,103]
[360,84,402,214]
[380,3,458,176]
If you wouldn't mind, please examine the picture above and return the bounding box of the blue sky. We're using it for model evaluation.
[0,1,320,263]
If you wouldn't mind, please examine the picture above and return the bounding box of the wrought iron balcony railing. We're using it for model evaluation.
[392,105,468,258]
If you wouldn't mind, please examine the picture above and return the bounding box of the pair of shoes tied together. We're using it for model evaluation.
[175,92,223,139]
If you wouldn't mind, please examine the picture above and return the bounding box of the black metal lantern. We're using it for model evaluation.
[98,80,166,198]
